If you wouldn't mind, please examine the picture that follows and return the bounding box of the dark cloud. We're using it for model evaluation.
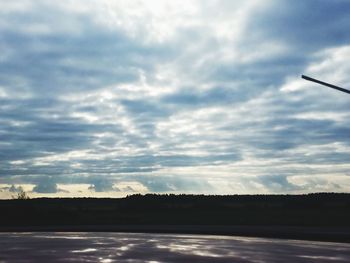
[88,179,119,192]
[31,178,69,194]
[248,0,350,50]
[0,18,176,97]
[258,175,302,192]
[0,0,177,181]
[134,175,213,193]
[0,99,123,162]
[161,86,245,107]
[32,180,59,193]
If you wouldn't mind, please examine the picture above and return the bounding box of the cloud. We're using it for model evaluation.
[0,184,24,193]
[88,179,120,192]
[247,0,350,50]
[133,175,213,193]
[257,175,302,192]
[32,180,59,193]
[0,0,350,196]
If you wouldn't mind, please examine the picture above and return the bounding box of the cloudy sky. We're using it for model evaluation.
[0,0,350,198]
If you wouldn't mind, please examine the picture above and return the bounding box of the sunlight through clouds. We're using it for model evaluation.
[0,0,349,198]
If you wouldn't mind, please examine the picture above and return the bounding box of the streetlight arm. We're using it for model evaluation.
[301,75,350,95]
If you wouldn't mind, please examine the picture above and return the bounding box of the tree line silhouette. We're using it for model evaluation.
[1,193,350,227]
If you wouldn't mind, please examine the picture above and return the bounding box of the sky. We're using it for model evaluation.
[0,0,350,198]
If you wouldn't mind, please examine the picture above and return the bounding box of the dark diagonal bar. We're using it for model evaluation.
[301,75,350,95]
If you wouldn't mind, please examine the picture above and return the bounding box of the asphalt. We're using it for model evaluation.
[1,225,350,243]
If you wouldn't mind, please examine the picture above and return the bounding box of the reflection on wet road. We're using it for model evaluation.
[0,232,349,262]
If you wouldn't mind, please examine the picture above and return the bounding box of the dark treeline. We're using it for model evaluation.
[1,193,350,227]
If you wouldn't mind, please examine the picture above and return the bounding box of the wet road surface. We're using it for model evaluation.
[0,232,349,262]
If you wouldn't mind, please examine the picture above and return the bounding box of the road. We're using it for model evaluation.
[0,232,349,262]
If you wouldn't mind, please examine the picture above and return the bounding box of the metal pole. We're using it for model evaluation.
[301,75,350,95]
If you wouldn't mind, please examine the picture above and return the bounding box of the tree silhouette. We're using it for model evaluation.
[12,187,30,200]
